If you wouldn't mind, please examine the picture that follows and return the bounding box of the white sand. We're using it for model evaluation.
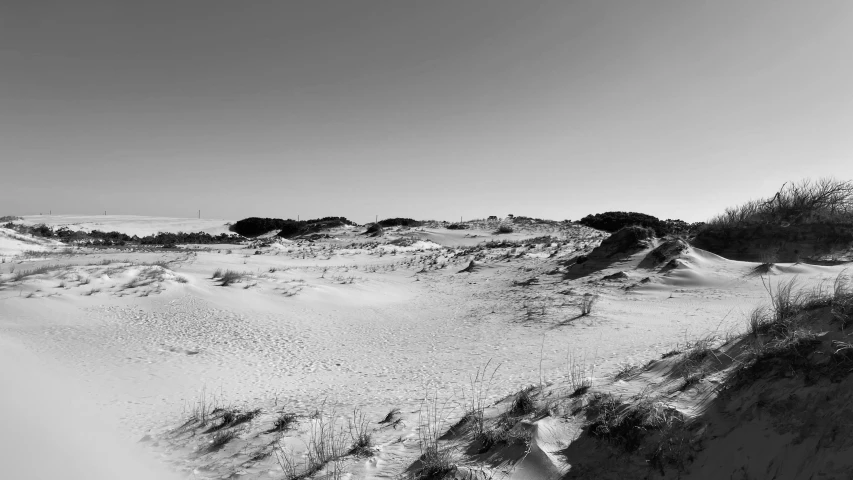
[1,216,847,479]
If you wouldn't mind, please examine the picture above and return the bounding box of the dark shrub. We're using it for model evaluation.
[230,216,356,238]
[277,217,355,238]
[579,212,700,237]
[377,218,422,228]
[230,217,292,237]
[579,212,665,235]
[364,223,384,236]
[31,224,54,237]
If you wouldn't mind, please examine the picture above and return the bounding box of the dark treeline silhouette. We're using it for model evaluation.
[3,223,243,246]
[229,217,357,238]
[376,218,422,228]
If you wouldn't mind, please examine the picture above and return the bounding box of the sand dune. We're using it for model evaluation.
[1,215,851,479]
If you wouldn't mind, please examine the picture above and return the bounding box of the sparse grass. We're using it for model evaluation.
[764,276,803,324]
[267,411,298,433]
[463,360,501,439]
[217,270,245,286]
[671,336,716,389]
[204,407,261,433]
[567,349,595,396]
[579,293,598,316]
[379,407,401,425]
[175,275,188,283]
[747,306,770,339]
[730,273,853,388]
[304,402,348,477]
[507,386,536,416]
[587,392,685,453]
[729,329,822,389]
[270,403,348,479]
[173,387,219,433]
[274,446,300,480]
[477,414,533,453]
[12,263,61,281]
[413,391,457,480]
[832,270,853,328]
[348,407,373,456]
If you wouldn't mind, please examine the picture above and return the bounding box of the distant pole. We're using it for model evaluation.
[376,215,378,223]
[198,210,200,219]
[298,215,300,221]
[105,210,106,216]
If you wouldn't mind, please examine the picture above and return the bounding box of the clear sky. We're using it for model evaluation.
[2,1,852,224]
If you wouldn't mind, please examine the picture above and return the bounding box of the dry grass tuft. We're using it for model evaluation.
[348,407,373,456]
[579,293,598,316]
[412,391,457,480]
[507,386,536,416]
[267,411,298,433]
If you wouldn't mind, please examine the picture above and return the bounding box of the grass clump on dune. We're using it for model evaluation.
[212,269,245,286]
[708,177,853,227]
[587,392,686,453]
[348,408,373,457]
[730,272,853,389]
[507,386,536,416]
[412,391,458,480]
[266,411,298,434]
[12,264,63,282]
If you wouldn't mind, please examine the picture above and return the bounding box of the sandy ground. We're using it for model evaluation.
[1,216,848,479]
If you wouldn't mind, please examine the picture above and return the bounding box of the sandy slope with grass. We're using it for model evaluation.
[1,216,851,479]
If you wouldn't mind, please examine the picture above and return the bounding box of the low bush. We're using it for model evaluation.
[378,218,422,228]
[578,212,696,236]
[230,216,356,238]
[708,177,853,227]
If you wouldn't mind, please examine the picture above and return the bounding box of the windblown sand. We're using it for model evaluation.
[1,216,846,479]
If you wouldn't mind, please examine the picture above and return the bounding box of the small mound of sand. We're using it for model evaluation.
[639,238,689,269]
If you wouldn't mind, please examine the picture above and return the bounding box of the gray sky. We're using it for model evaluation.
[3,1,852,223]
